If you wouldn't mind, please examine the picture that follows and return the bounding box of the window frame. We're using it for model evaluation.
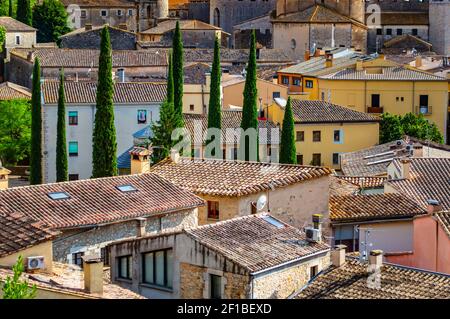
[333,129,343,144]
[142,249,173,289]
[72,251,85,268]
[332,153,340,165]
[312,131,321,142]
[312,153,321,166]
[305,80,314,88]
[68,111,78,126]
[137,109,147,124]
[210,274,222,299]
[68,141,79,157]
[207,200,220,220]
[118,255,132,280]
[296,131,305,142]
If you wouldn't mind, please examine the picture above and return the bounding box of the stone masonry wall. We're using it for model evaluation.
[60,28,137,50]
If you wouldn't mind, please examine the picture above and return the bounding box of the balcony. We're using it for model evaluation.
[417,105,432,115]
[367,106,384,114]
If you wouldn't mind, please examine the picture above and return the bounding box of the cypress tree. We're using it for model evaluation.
[56,69,68,182]
[16,0,32,26]
[239,30,259,161]
[166,52,174,104]
[30,58,42,185]
[172,21,184,126]
[279,97,297,164]
[8,0,12,17]
[206,36,222,158]
[92,26,118,178]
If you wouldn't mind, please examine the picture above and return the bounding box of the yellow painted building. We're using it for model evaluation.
[268,99,380,169]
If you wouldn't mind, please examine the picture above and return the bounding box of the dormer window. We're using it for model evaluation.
[48,192,70,200]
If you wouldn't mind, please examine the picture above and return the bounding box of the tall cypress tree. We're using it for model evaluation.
[166,52,174,104]
[30,58,42,185]
[16,0,32,26]
[92,26,117,178]
[279,97,297,164]
[56,69,68,182]
[206,36,222,158]
[172,21,184,125]
[8,0,12,17]
[239,30,259,161]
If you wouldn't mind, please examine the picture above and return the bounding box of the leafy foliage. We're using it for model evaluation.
[32,0,71,44]
[0,26,5,53]
[92,27,118,178]
[0,99,31,165]
[2,255,37,299]
[16,0,32,26]
[279,97,297,164]
[30,58,42,185]
[56,70,68,182]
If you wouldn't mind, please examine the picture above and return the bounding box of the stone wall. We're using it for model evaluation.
[188,0,211,23]
[160,29,222,48]
[6,55,33,88]
[60,28,137,50]
[429,1,450,56]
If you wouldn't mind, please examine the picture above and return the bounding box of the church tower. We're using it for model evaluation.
[429,0,450,55]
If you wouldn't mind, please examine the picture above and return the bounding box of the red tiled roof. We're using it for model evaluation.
[336,176,387,188]
[0,82,31,100]
[0,174,205,230]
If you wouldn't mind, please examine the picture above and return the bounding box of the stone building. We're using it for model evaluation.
[429,0,450,55]
[60,25,137,50]
[209,0,277,35]
[108,213,330,299]
[272,0,367,60]
[0,173,205,266]
[188,0,210,23]
[233,14,273,49]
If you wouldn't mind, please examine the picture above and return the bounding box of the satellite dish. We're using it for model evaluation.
[256,195,267,211]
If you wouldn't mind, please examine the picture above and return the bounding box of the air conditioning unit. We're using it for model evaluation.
[305,227,321,243]
[27,256,45,271]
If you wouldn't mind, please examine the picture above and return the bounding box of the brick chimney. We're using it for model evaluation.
[331,245,346,267]
[415,56,422,68]
[130,147,150,175]
[368,250,383,271]
[27,51,35,62]
[400,158,411,179]
[412,144,423,158]
[325,52,333,68]
[304,49,310,61]
[0,166,11,190]
[136,217,147,237]
[83,257,104,295]
[85,23,93,31]
[427,199,442,214]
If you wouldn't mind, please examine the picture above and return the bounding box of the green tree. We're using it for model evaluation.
[16,0,32,26]
[239,30,259,161]
[8,0,13,17]
[0,26,6,52]
[172,21,184,125]
[30,58,42,185]
[0,0,8,15]
[92,26,118,178]
[166,52,174,104]
[379,113,403,144]
[56,70,68,182]
[2,256,37,299]
[0,99,31,165]
[32,0,71,44]
[279,97,297,164]
[206,36,222,158]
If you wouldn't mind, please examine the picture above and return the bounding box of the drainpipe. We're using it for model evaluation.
[412,81,415,113]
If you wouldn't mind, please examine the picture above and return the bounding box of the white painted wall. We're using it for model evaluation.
[43,103,161,182]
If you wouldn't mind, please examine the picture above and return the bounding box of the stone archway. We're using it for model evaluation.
[213,8,220,27]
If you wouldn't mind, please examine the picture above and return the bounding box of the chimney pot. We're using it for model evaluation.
[427,199,442,214]
[83,257,104,295]
[331,245,346,267]
[170,149,180,163]
[136,217,146,237]
[412,144,423,158]
[415,56,422,68]
[304,49,310,61]
[400,158,411,179]
[368,250,383,271]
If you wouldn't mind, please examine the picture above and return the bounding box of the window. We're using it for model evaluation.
[397,29,403,36]
[321,91,325,101]
[313,131,321,142]
[293,77,301,86]
[333,153,340,165]
[15,35,21,45]
[310,265,318,280]
[297,154,303,165]
[80,10,87,19]
[386,28,392,36]
[296,131,304,142]
[210,275,222,299]
[117,9,123,16]
[72,252,84,268]
[68,111,78,125]
[290,39,296,49]
[189,104,194,111]
[412,28,418,36]
[143,249,173,289]
[100,10,108,17]
[48,192,70,200]
[281,76,289,85]
[116,185,137,193]
[69,141,78,156]
[371,94,380,108]
[305,80,313,88]
[376,28,382,35]
[263,216,285,228]
[128,9,133,16]
[419,95,429,114]
[312,153,321,166]
[68,174,79,181]
[251,202,257,214]
[101,247,110,266]
[207,201,220,220]
[272,91,280,99]
[137,110,147,124]
[118,255,132,279]
[333,130,342,143]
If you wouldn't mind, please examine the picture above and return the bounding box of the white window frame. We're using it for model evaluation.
[100,9,108,17]
[15,34,21,46]
[117,9,123,17]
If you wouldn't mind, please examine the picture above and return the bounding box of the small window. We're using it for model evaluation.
[116,185,137,193]
[118,255,132,280]
[313,131,321,142]
[143,249,173,289]
[117,9,123,16]
[334,130,342,143]
[397,29,403,36]
[101,10,108,17]
[310,265,318,280]
[251,202,257,214]
[80,10,87,19]
[386,28,392,36]
[297,154,303,165]
[101,247,110,266]
[15,35,21,45]
[48,192,70,200]
[281,76,289,85]
[210,274,222,299]
[293,77,301,86]
[290,39,296,49]
[333,153,340,165]
[296,131,304,142]
[272,91,280,99]
[412,29,418,36]
[68,111,78,125]
[72,252,85,268]
[128,9,133,16]
[207,201,220,220]
[305,80,313,88]
[263,216,285,229]
[68,174,79,181]
[69,141,78,156]
[312,153,321,166]
[321,91,325,101]
[137,110,147,124]
[376,28,382,36]
[189,104,195,111]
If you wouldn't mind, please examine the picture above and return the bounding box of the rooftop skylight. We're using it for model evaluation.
[116,185,137,193]
[48,192,70,200]
[263,216,285,229]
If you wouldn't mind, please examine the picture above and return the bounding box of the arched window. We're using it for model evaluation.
[213,8,220,27]
[291,38,296,49]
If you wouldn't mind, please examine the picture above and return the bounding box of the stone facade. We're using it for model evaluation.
[53,209,198,263]
[60,27,137,50]
[429,0,450,55]
[188,0,211,23]
[233,15,273,49]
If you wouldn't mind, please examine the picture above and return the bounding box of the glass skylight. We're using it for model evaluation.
[263,216,285,229]
[48,192,70,200]
[116,185,137,193]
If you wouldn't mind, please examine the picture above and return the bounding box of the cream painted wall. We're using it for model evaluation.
[0,241,53,273]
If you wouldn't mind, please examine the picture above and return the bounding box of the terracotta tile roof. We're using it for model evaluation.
[383,34,432,49]
[320,66,446,81]
[0,263,144,299]
[0,82,31,100]
[0,16,36,32]
[329,176,360,196]
[183,110,279,145]
[387,158,450,211]
[289,100,379,124]
[0,173,205,230]
[295,257,450,299]
[377,12,429,26]
[0,213,58,258]
[435,212,450,240]
[183,48,293,64]
[150,157,331,197]
[185,213,330,273]
[11,48,168,68]
[330,194,427,223]
[60,0,134,8]
[42,81,166,104]
[141,19,223,35]
[336,176,387,189]
[183,62,210,85]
